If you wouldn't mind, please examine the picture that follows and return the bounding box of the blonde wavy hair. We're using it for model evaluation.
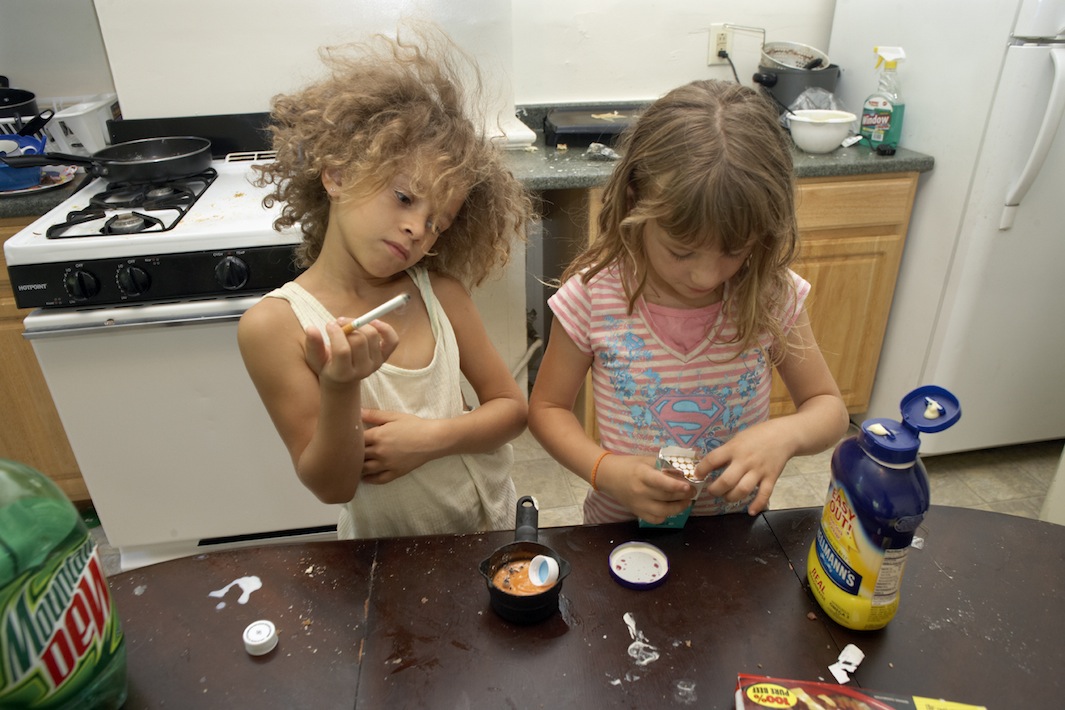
[564,79,800,363]
[253,27,533,287]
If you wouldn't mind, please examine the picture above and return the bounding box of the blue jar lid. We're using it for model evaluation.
[859,385,961,465]
[858,418,921,465]
[899,385,962,434]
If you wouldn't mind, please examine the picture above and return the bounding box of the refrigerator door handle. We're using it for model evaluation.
[1001,47,1065,230]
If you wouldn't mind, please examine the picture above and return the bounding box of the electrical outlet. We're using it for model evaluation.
[708,23,733,65]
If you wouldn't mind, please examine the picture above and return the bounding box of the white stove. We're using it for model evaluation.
[6,148,529,571]
[5,156,300,309]
[5,155,339,571]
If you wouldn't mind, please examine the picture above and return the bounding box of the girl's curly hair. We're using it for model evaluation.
[565,79,800,363]
[253,27,533,287]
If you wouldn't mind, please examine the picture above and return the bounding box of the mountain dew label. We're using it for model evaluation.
[0,532,124,708]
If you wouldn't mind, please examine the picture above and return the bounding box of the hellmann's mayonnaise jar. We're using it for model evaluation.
[807,385,961,630]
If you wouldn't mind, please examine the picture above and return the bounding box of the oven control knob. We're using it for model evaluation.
[117,265,152,296]
[215,256,250,290]
[65,269,101,301]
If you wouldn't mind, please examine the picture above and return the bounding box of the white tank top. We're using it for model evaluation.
[264,266,516,538]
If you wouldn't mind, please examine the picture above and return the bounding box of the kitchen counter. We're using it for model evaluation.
[0,170,95,220]
[109,505,1062,709]
[0,140,933,220]
[507,137,933,191]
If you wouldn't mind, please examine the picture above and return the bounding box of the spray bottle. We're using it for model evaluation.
[860,46,906,152]
[807,386,961,630]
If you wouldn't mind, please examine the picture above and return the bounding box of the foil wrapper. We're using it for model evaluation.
[640,446,706,530]
[656,446,707,498]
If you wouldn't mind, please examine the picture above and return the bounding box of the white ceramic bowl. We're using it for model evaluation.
[787,109,856,154]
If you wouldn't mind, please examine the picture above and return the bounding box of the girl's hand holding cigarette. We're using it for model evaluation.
[305,314,400,385]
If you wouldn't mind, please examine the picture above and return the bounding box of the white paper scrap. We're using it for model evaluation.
[829,643,865,683]
[838,643,865,668]
[828,661,852,684]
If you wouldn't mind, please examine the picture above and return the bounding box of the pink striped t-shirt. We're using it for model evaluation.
[549,266,810,523]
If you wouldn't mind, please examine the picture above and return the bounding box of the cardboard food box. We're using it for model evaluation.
[735,674,987,710]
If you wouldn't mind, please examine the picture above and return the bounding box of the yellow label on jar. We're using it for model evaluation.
[807,481,908,630]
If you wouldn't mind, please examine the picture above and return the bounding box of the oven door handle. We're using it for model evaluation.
[21,296,263,339]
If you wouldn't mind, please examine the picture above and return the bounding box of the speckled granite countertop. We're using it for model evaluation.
[506,135,932,191]
[1,137,933,220]
[0,171,95,221]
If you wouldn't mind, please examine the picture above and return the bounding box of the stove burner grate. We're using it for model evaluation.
[46,208,106,239]
[47,168,218,239]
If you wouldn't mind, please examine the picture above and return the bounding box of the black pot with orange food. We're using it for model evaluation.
[479,495,571,624]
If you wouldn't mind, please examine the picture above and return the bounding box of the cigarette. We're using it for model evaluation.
[341,293,411,334]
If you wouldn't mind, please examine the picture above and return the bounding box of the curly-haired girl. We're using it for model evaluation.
[528,80,849,525]
[239,28,534,539]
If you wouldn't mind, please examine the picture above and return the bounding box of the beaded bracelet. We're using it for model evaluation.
[590,451,611,491]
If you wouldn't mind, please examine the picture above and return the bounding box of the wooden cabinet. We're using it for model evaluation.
[543,170,918,432]
[0,217,88,502]
[771,172,917,415]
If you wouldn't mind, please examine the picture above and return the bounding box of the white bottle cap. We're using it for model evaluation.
[243,620,278,656]
[528,555,560,587]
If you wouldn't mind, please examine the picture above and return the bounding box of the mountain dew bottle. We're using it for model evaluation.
[0,459,127,709]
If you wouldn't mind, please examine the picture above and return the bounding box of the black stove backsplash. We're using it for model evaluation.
[108,113,274,158]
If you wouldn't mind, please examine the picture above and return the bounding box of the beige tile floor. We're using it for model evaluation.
[510,426,1065,527]
[91,428,1063,577]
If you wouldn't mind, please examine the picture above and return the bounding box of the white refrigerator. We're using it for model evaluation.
[828,0,1065,455]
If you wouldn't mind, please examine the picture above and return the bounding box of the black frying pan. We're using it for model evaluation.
[0,136,212,184]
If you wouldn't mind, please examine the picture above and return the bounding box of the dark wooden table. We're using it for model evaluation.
[109,506,1065,709]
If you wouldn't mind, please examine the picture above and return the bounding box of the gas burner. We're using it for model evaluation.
[146,186,177,200]
[105,212,164,234]
[47,168,219,239]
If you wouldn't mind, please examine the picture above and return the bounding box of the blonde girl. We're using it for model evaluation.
[528,79,849,524]
[239,29,534,538]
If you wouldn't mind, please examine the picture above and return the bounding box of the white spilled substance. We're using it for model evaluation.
[209,575,263,609]
[867,422,891,436]
[622,612,660,667]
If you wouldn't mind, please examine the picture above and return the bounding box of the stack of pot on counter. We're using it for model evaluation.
[0,76,53,191]
[752,41,841,113]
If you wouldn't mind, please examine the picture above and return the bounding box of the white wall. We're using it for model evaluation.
[91,0,517,121]
[512,0,836,104]
[0,0,114,102]
[1,1,836,109]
